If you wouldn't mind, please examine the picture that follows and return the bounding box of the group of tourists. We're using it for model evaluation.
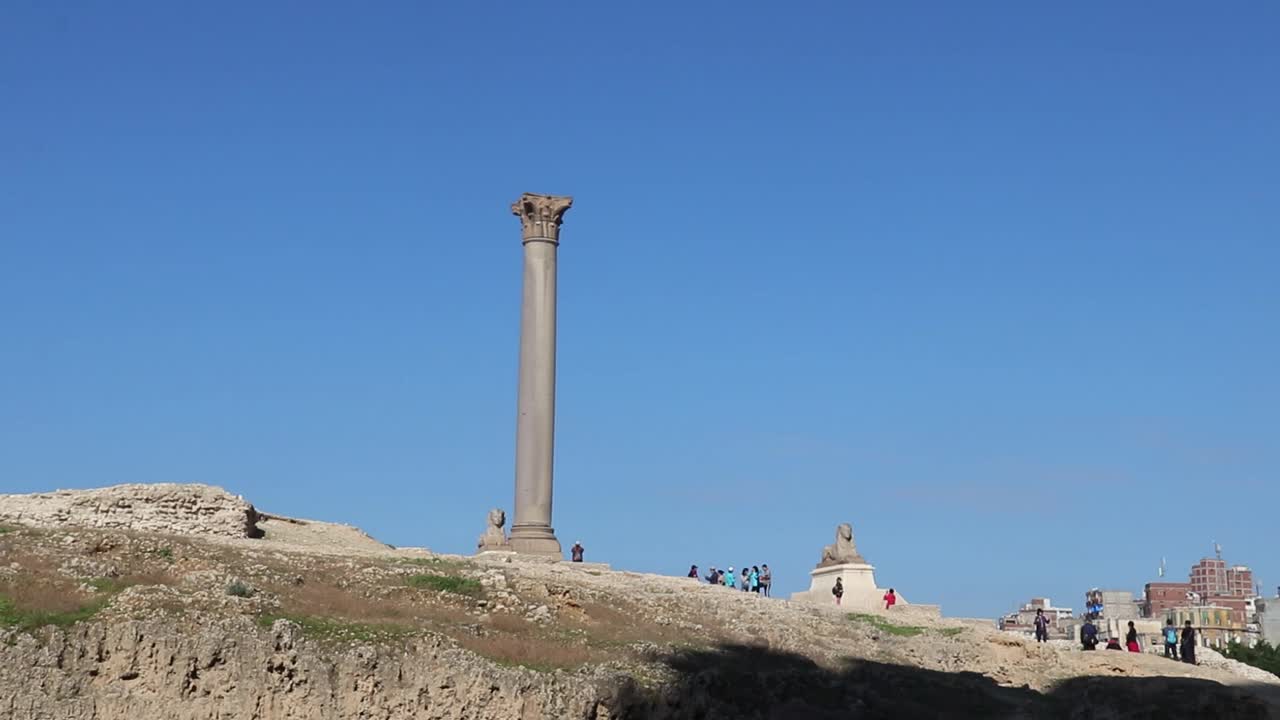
[1074,612,1199,665]
[690,564,772,596]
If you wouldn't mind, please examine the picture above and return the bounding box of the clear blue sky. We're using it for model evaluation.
[2,2,1277,618]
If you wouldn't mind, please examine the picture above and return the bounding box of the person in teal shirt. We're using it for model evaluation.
[724,567,736,589]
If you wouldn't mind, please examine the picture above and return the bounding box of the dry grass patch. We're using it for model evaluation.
[567,599,706,648]
[256,561,476,638]
[0,570,169,634]
[457,632,593,672]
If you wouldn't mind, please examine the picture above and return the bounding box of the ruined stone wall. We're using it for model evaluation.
[0,484,260,539]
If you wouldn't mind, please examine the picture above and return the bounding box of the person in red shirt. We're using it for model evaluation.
[883,588,897,610]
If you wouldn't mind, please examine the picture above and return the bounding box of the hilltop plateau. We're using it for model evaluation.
[1,484,1276,719]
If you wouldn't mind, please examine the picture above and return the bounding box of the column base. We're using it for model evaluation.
[508,524,562,558]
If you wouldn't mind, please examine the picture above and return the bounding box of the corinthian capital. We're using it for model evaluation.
[511,193,573,243]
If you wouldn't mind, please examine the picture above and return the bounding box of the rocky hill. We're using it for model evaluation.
[1,484,1277,719]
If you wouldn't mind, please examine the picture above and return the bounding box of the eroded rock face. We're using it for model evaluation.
[2,618,1271,720]
[0,484,260,539]
[0,618,618,720]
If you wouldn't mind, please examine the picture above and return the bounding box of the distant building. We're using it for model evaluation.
[1207,596,1251,628]
[1191,557,1228,596]
[1084,589,1140,620]
[1165,605,1250,648]
[1143,582,1193,618]
[999,597,1074,639]
[1260,595,1280,644]
[1228,566,1255,597]
[1190,558,1254,599]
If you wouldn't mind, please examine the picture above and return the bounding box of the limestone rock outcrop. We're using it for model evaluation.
[0,484,261,539]
[0,617,616,720]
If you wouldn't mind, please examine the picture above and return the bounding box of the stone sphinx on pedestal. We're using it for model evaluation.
[476,508,512,554]
[791,522,905,610]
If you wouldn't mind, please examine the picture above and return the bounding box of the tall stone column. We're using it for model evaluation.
[508,193,572,557]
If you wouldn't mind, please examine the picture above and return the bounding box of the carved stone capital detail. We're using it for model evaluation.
[511,193,573,243]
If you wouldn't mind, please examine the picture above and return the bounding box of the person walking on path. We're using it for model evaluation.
[570,542,585,563]
[724,567,737,589]
[1180,621,1197,665]
[704,567,719,585]
[688,565,699,580]
[760,565,772,597]
[1081,619,1099,650]
[883,588,897,611]
[833,578,844,606]
[1033,608,1050,643]
[749,566,760,594]
[1163,619,1180,660]
[741,563,751,592]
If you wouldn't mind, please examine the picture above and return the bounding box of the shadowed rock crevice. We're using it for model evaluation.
[608,643,1279,720]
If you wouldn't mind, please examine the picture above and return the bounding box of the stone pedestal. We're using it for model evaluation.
[508,193,572,558]
[791,562,905,611]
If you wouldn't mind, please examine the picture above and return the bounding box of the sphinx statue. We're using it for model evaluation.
[817,522,864,567]
[476,508,510,552]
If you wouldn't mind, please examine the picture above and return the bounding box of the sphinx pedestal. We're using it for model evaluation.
[790,562,904,611]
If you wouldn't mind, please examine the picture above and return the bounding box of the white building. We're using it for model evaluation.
[999,597,1074,638]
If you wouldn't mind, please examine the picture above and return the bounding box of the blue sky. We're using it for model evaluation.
[1,2,1277,618]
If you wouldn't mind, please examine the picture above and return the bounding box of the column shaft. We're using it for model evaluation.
[513,239,557,531]
[507,192,571,558]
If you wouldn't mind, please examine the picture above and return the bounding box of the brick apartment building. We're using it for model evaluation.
[1143,581,1193,618]
[1228,566,1255,597]
[1190,558,1254,599]
[1144,558,1257,628]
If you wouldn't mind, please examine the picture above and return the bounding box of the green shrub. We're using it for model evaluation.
[396,557,469,572]
[0,595,110,633]
[257,614,413,643]
[0,526,16,535]
[406,573,482,596]
[847,613,925,637]
[1224,640,1280,677]
[87,578,128,594]
[226,581,256,598]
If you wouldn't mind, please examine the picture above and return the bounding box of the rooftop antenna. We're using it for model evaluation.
[1214,542,1223,560]
[1159,557,1167,578]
